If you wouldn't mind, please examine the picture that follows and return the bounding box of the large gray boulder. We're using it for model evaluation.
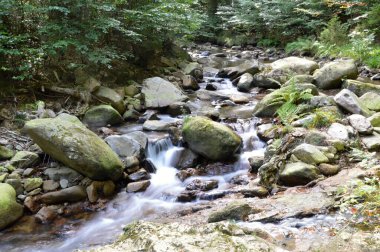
[271,57,319,75]
[93,86,125,114]
[182,116,242,161]
[142,77,188,108]
[334,89,371,116]
[105,135,143,158]
[0,183,23,230]
[253,84,318,117]
[83,105,123,127]
[218,60,260,79]
[280,162,320,186]
[313,60,358,89]
[24,114,123,181]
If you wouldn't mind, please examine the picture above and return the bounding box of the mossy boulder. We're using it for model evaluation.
[313,60,358,89]
[343,79,380,97]
[0,145,14,160]
[271,57,319,75]
[182,116,242,161]
[24,113,123,181]
[0,183,23,230]
[83,105,123,128]
[93,86,126,114]
[9,151,39,169]
[359,92,380,111]
[280,162,320,186]
[253,84,318,117]
[208,202,252,223]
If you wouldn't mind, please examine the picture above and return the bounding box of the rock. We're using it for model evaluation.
[126,180,150,193]
[284,75,314,86]
[181,75,200,90]
[124,131,148,150]
[24,114,123,181]
[251,74,281,89]
[253,84,318,117]
[5,178,23,195]
[230,94,249,104]
[327,123,349,141]
[237,73,254,92]
[271,57,318,75]
[122,108,140,121]
[343,79,380,96]
[86,183,98,203]
[42,180,60,192]
[280,162,320,186]
[309,96,336,108]
[218,60,260,79]
[35,206,59,223]
[313,60,358,89]
[241,186,269,198]
[208,202,252,223]
[205,83,217,91]
[257,124,274,141]
[9,151,39,169]
[23,177,43,192]
[176,168,201,182]
[39,185,87,204]
[127,169,150,182]
[182,116,242,161]
[143,120,176,132]
[166,102,191,116]
[176,149,198,169]
[347,114,373,134]
[93,86,125,114]
[60,179,69,189]
[359,92,380,111]
[334,89,371,116]
[185,179,218,191]
[105,135,143,158]
[124,83,140,97]
[83,105,123,127]
[361,134,380,151]
[305,130,329,146]
[183,62,203,80]
[372,73,380,81]
[292,144,329,165]
[83,77,101,92]
[249,155,265,173]
[22,168,35,177]
[0,183,23,230]
[0,145,14,160]
[319,163,340,176]
[368,113,380,127]
[142,77,188,108]
[44,166,83,187]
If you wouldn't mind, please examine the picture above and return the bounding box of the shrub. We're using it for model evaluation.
[320,16,349,46]
[285,38,316,55]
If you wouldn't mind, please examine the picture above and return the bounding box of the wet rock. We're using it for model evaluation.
[271,57,318,75]
[183,62,203,81]
[186,179,218,191]
[127,168,151,182]
[361,134,380,151]
[23,196,40,213]
[142,120,177,132]
[24,114,123,181]
[252,74,281,89]
[176,149,198,169]
[105,134,143,158]
[241,186,269,198]
[27,188,41,196]
[237,73,254,92]
[124,156,139,169]
[182,116,242,161]
[122,108,140,121]
[280,162,320,186]
[83,105,123,127]
[229,94,249,104]
[368,112,380,127]
[313,60,358,89]
[218,60,260,79]
[292,144,329,165]
[126,180,150,193]
[166,102,191,117]
[93,86,125,114]
[249,155,265,173]
[253,84,318,117]
[205,83,217,91]
[347,114,373,134]
[372,73,380,81]
[319,163,340,176]
[176,168,201,182]
[145,77,188,109]
[343,79,380,96]
[284,75,314,86]
[23,177,43,192]
[44,167,84,187]
[35,206,59,223]
[257,123,274,141]
[327,123,349,141]
[39,185,87,205]
[177,190,197,202]
[0,183,23,230]
[60,179,69,189]
[359,92,380,111]
[334,89,371,116]
[42,180,60,192]
[181,75,200,90]
[142,159,157,173]
[229,174,250,185]
[208,201,252,223]
[0,145,14,160]
[9,151,39,169]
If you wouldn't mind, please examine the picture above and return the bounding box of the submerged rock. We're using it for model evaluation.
[0,183,23,230]
[208,201,252,223]
[313,60,358,89]
[279,162,320,186]
[24,114,123,181]
[142,77,188,108]
[182,116,242,161]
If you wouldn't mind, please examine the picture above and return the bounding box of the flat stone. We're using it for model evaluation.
[142,120,177,131]
[359,92,380,111]
[327,123,349,141]
[105,135,143,158]
[280,162,320,186]
[347,114,373,134]
[361,135,380,151]
[39,186,87,205]
[127,169,151,182]
[44,167,84,187]
[126,180,151,193]
[292,144,329,165]
[208,201,252,223]
[43,180,60,192]
[23,177,43,192]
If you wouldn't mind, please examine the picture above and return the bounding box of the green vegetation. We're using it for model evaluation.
[304,108,338,129]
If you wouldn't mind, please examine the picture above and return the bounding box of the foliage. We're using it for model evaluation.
[364,4,380,39]
[320,17,349,46]
[303,108,338,129]
[285,38,316,55]
[337,176,380,230]
[276,83,314,126]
